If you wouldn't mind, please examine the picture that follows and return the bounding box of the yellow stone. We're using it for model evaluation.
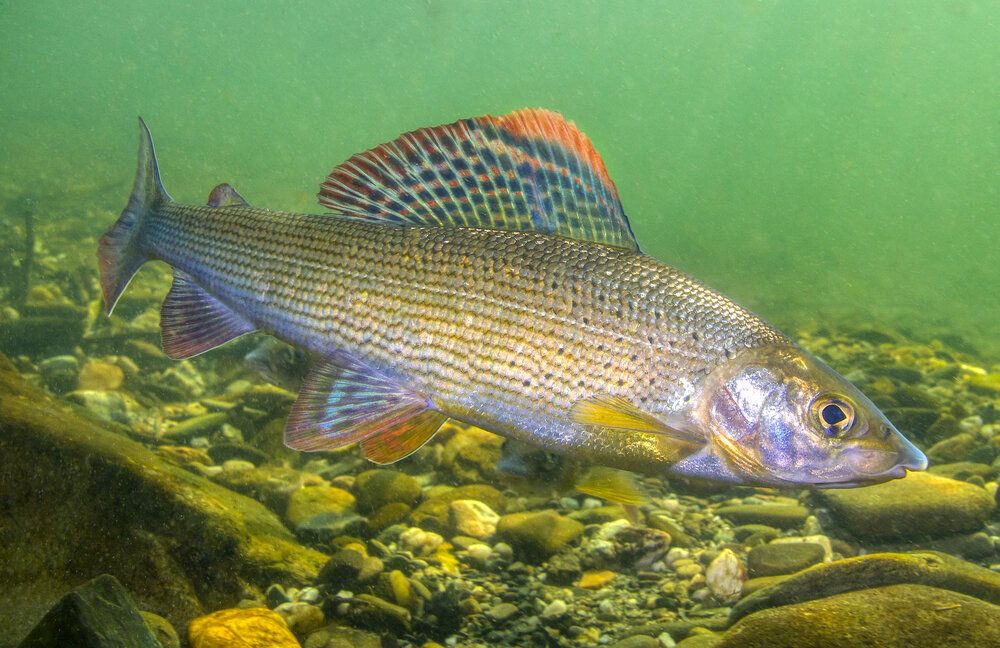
[433,544,460,573]
[78,360,125,391]
[188,608,300,648]
[577,569,618,589]
[967,373,1000,395]
[388,569,414,609]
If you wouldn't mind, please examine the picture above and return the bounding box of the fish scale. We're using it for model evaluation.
[100,109,926,485]
[144,199,785,463]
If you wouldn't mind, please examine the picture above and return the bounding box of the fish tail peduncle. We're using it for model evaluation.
[98,117,171,315]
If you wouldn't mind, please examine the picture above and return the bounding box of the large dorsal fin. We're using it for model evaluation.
[318,108,639,250]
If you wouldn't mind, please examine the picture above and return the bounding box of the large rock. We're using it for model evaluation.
[187,608,299,648]
[16,574,159,648]
[731,551,1000,622]
[718,584,1000,648]
[0,357,326,645]
[819,472,995,540]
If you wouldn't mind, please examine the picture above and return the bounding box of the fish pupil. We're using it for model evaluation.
[821,403,847,427]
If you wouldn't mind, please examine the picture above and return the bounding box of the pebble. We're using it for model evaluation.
[597,599,618,621]
[354,469,422,513]
[496,509,585,561]
[274,601,325,635]
[541,599,568,620]
[67,389,129,423]
[285,485,356,527]
[39,355,79,393]
[578,569,618,589]
[675,563,703,578]
[449,499,500,539]
[398,527,444,555]
[77,359,124,391]
[465,543,493,564]
[486,602,520,622]
[705,548,745,603]
[221,459,255,474]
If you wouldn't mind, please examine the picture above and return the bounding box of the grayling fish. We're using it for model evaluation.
[99,109,926,487]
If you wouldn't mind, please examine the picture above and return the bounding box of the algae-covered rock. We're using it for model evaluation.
[285,485,356,527]
[353,469,422,513]
[714,504,809,529]
[497,510,585,561]
[439,421,504,483]
[303,625,382,648]
[347,594,411,634]
[718,584,1000,648]
[188,608,299,648]
[17,574,159,648]
[140,611,180,648]
[819,472,995,540]
[926,432,982,464]
[746,542,824,577]
[0,359,326,643]
[731,551,1000,621]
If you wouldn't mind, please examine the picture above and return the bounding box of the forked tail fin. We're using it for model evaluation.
[98,117,170,315]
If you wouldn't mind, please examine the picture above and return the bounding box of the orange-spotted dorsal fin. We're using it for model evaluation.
[318,108,639,250]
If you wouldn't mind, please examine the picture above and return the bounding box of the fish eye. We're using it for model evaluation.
[811,395,855,437]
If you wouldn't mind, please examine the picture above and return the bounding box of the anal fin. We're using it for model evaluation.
[285,355,445,463]
[160,270,257,359]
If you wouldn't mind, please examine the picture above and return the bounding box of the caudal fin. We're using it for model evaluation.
[98,117,170,315]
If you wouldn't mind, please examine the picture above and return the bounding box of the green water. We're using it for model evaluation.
[2,0,998,356]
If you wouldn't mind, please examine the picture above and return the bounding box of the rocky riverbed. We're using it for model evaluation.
[1,190,999,646]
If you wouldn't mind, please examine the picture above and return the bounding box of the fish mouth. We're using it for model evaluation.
[817,444,928,489]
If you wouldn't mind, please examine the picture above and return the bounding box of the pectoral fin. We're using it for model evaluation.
[571,395,696,439]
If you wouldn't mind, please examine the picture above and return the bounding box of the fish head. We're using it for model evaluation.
[697,344,927,487]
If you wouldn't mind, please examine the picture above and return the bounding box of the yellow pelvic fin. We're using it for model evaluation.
[574,466,646,505]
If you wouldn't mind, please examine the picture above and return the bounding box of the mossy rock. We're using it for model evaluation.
[819,472,995,540]
[718,584,1000,648]
[496,509,584,562]
[731,551,1000,622]
[746,542,824,577]
[353,470,422,513]
[926,433,982,465]
[714,504,809,530]
[928,461,999,481]
[285,486,356,527]
[0,357,326,644]
[439,421,504,483]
